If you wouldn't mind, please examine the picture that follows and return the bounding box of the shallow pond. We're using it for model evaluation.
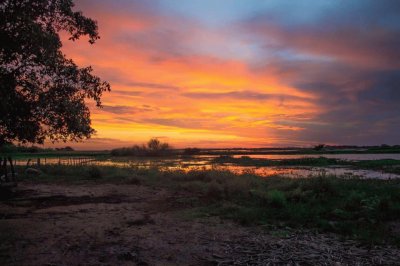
[12,154,400,179]
[92,158,400,179]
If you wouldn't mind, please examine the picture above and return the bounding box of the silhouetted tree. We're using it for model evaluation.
[0,0,110,146]
[314,144,325,151]
[146,138,170,156]
[55,146,74,151]
[110,138,172,157]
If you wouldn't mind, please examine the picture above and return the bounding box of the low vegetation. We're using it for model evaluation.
[17,164,400,245]
[0,142,54,153]
[111,138,173,157]
[182,148,201,155]
[213,156,341,166]
[0,142,106,159]
[213,156,400,174]
[192,145,400,155]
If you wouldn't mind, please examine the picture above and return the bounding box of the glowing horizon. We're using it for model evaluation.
[48,0,400,150]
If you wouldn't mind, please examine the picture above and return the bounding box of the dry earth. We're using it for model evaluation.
[0,181,399,265]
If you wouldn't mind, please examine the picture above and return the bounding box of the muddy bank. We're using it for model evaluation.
[1,181,399,265]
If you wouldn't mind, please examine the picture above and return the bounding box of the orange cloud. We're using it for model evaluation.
[55,1,323,149]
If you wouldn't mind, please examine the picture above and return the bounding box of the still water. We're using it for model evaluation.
[13,154,400,179]
[84,155,400,179]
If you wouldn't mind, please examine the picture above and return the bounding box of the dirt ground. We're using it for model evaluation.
[1,181,400,265]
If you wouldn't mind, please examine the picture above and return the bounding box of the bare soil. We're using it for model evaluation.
[1,181,399,265]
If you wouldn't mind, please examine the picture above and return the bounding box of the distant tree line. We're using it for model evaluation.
[314,144,400,150]
[111,138,173,157]
[55,146,74,152]
[182,148,201,155]
[0,142,74,153]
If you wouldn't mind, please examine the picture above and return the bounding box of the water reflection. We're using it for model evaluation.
[212,165,399,180]
[12,154,400,179]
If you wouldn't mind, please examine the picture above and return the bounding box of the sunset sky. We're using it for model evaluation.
[55,0,400,150]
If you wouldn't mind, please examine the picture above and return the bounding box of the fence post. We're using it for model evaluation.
[3,157,8,182]
[7,157,15,179]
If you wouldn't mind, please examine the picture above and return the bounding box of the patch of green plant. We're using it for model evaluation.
[212,156,400,174]
[14,164,400,244]
[158,170,400,245]
[212,156,343,167]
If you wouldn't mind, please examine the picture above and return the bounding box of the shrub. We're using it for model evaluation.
[267,190,287,208]
[87,166,102,179]
[301,176,337,197]
[206,180,223,200]
[111,138,173,157]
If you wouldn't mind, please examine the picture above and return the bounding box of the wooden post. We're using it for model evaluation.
[7,157,15,179]
[3,157,8,182]
[0,157,3,183]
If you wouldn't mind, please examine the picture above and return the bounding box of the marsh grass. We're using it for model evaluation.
[16,164,400,244]
[213,156,400,174]
[213,156,343,166]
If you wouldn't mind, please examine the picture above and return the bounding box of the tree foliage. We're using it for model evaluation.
[0,0,110,145]
[111,138,172,157]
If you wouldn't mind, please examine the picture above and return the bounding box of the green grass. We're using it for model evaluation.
[3,150,108,159]
[15,164,400,245]
[212,156,400,174]
[213,156,343,166]
[351,159,400,174]
[176,172,400,245]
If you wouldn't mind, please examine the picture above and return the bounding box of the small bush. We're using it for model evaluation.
[267,190,287,208]
[301,176,337,197]
[345,190,366,211]
[111,138,173,157]
[87,166,102,179]
[206,180,223,200]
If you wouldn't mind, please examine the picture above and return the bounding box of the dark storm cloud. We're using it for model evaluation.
[240,0,400,144]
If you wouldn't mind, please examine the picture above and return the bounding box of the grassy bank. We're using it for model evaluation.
[2,151,109,159]
[15,164,400,245]
[213,156,400,174]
